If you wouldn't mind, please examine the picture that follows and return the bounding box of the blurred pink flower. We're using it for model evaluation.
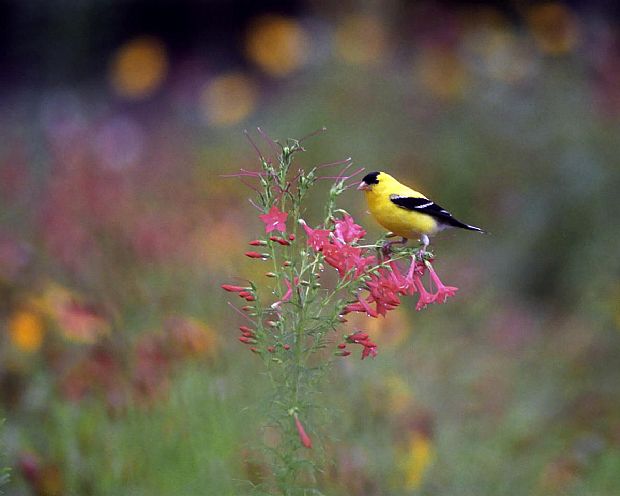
[293,413,313,449]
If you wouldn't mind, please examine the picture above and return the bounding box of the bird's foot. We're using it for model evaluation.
[418,234,430,257]
[382,237,408,257]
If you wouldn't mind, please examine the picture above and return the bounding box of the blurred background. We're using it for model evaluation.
[1,0,620,494]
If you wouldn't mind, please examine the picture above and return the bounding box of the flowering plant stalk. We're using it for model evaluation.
[223,130,458,494]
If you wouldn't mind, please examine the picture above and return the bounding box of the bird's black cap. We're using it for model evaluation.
[362,171,380,185]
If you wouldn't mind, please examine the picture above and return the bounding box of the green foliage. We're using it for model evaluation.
[0,420,9,494]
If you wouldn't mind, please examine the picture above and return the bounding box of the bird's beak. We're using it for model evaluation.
[357,181,369,191]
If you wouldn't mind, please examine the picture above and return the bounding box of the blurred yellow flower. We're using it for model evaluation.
[110,36,169,99]
[527,3,579,55]
[36,283,109,344]
[416,47,469,101]
[384,375,413,415]
[335,14,388,66]
[400,432,434,490]
[200,72,258,127]
[478,31,537,83]
[166,316,218,357]
[8,310,44,352]
[246,15,310,77]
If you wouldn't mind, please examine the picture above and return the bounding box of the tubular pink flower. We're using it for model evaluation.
[299,220,331,251]
[322,240,375,279]
[271,277,296,309]
[259,206,288,233]
[413,274,436,311]
[333,214,366,243]
[427,263,458,303]
[356,292,379,318]
[361,345,378,359]
[342,301,366,315]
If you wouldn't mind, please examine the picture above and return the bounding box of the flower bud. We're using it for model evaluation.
[269,236,291,246]
[293,413,312,449]
[249,240,267,246]
[346,332,369,343]
[265,272,277,278]
[283,344,291,350]
[282,261,292,267]
[288,234,296,241]
[221,284,250,292]
[266,320,278,327]
[239,325,253,333]
[239,336,257,344]
[337,343,346,349]
[267,346,275,353]
[335,350,352,357]
[245,251,269,259]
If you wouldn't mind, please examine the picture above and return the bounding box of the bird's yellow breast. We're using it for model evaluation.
[362,173,440,238]
[365,191,438,237]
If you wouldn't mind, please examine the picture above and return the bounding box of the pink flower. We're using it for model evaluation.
[427,263,458,304]
[299,220,331,251]
[413,275,436,311]
[344,331,378,359]
[333,214,366,243]
[361,344,378,359]
[271,277,297,309]
[259,206,288,233]
[322,239,376,279]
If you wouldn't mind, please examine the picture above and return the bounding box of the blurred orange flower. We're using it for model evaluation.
[37,283,109,344]
[200,72,258,127]
[110,36,169,99]
[527,3,580,55]
[335,14,388,66]
[245,15,310,76]
[416,47,469,101]
[165,316,218,357]
[8,310,45,352]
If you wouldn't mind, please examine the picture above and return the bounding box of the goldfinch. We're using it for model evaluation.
[357,171,484,249]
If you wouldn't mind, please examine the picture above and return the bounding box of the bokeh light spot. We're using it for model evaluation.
[200,72,258,127]
[9,310,44,352]
[110,36,169,99]
[335,14,388,66]
[245,15,310,77]
[527,3,579,55]
[416,47,469,101]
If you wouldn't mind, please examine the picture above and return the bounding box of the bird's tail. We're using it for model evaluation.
[448,217,487,234]
[464,223,486,233]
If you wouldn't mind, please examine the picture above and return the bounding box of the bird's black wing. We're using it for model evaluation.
[389,195,482,231]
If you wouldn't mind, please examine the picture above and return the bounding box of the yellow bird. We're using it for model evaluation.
[357,171,484,249]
